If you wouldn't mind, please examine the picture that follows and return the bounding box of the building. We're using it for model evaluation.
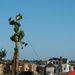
[0,63,4,74]
[0,61,11,74]
[45,56,70,74]
[61,58,69,73]
[69,63,75,71]
[0,61,37,74]
[48,57,60,73]
[13,62,37,74]
[44,62,54,75]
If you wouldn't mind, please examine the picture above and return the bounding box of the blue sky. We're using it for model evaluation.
[0,0,75,60]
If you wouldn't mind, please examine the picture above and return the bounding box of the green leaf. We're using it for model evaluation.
[10,34,16,42]
[8,17,11,21]
[14,46,19,53]
[18,30,25,42]
[14,25,19,33]
[25,43,28,46]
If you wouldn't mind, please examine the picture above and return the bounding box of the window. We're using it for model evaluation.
[4,65,6,70]
[19,66,23,71]
[53,62,55,64]
[64,67,66,70]
[56,61,58,64]
[73,67,75,70]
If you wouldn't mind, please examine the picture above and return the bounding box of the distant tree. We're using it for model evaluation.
[22,59,46,65]
[69,60,75,63]
[0,48,7,61]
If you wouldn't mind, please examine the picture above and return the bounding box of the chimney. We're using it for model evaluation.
[59,56,62,73]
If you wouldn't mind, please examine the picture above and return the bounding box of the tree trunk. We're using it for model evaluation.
[15,52,19,75]
[14,40,19,75]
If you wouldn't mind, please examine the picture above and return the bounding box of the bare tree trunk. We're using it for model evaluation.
[15,52,19,75]
[14,38,19,75]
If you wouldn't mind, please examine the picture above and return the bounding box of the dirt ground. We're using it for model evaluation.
[54,72,70,75]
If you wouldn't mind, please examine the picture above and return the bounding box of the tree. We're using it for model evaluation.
[8,14,27,75]
[0,48,7,61]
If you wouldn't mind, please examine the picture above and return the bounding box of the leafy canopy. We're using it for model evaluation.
[8,14,28,53]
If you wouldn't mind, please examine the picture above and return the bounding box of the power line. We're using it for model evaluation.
[25,35,40,60]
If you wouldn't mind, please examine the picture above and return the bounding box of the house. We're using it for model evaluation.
[48,57,60,73]
[69,63,75,71]
[45,56,70,74]
[61,58,69,73]
[44,62,54,75]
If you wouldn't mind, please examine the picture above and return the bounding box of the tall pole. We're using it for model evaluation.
[9,14,27,75]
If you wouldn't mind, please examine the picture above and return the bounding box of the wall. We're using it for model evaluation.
[23,63,37,74]
[62,64,69,73]
[51,60,59,73]
[46,67,54,73]
[0,64,3,74]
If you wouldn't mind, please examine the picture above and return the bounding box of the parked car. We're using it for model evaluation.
[19,71,34,75]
